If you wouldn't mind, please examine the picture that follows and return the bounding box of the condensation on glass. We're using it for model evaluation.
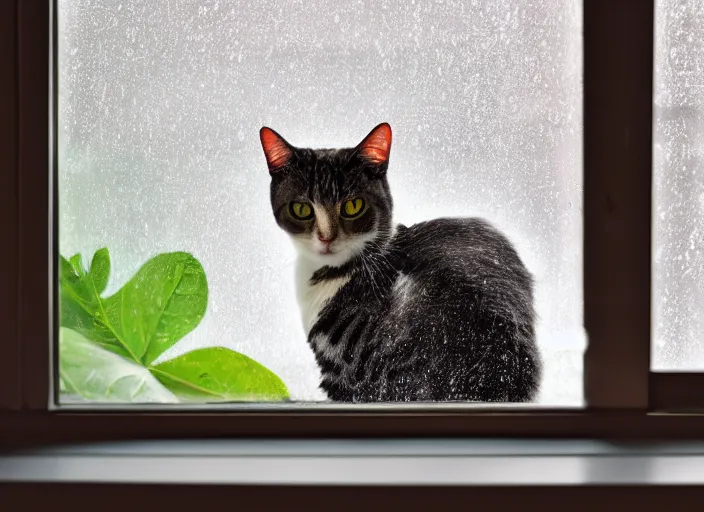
[58,1,584,404]
[653,0,704,370]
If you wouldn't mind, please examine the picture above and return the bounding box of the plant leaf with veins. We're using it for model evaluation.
[59,250,118,346]
[59,249,207,364]
[59,327,179,403]
[58,249,288,403]
[101,252,208,365]
[151,347,289,402]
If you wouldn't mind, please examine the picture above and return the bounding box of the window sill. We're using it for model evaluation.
[3,439,704,486]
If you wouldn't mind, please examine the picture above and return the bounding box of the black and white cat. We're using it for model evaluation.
[260,123,541,402]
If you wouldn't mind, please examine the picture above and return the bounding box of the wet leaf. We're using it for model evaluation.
[59,250,119,346]
[59,249,208,365]
[101,252,208,365]
[150,347,289,402]
[59,327,179,403]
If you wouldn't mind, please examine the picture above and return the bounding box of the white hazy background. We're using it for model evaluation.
[653,0,704,370]
[58,0,584,404]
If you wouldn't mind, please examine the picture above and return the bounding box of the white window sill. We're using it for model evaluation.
[2,439,704,486]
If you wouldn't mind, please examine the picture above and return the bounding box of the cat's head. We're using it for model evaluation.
[260,123,394,268]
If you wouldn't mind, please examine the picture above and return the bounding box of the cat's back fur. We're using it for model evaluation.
[308,217,541,403]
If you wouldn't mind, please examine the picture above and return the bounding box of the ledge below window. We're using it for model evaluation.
[3,439,704,486]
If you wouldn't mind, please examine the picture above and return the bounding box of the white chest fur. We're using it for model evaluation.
[295,259,350,335]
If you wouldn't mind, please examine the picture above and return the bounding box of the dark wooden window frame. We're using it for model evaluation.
[1,0,702,447]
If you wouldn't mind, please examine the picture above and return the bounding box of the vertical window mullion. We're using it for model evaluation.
[18,0,51,410]
[583,1,654,409]
[0,0,20,411]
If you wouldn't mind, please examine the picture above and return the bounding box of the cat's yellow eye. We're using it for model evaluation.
[341,198,365,219]
[290,202,313,220]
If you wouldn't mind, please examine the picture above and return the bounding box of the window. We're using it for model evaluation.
[57,0,583,406]
[646,0,704,410]
[4,0,704,444]
[653,0,704,370]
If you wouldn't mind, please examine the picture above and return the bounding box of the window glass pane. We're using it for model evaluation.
[57,1,584,405]
[653,0,704,370]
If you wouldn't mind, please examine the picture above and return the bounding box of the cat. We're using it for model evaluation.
[259,123,541,402]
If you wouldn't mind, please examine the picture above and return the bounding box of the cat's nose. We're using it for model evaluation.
[317,233,335,244]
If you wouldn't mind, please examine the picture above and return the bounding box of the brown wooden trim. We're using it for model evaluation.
[18,0,51,410]
[583,0,653,408]
[650,373,704,412]
[1,411,704,447]
[3,484,704,510]
[0,0,20,411]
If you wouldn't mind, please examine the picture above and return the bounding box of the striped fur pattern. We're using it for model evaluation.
[260,124,541,402]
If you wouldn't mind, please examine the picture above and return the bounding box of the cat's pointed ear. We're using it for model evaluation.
[260,127,294,173]
[357,123,392,166]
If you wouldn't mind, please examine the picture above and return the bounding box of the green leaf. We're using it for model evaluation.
[150,347,289,402]
[90,248,110,294]
[59,290,116,343]
[93,341,134,360]
[101,252,208,365]
[60,255,79,283]
[59,250,207,364]
[69,253,86,277]
[58,250,290,404]
[59,248,120,347]
[59,327,179,403]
